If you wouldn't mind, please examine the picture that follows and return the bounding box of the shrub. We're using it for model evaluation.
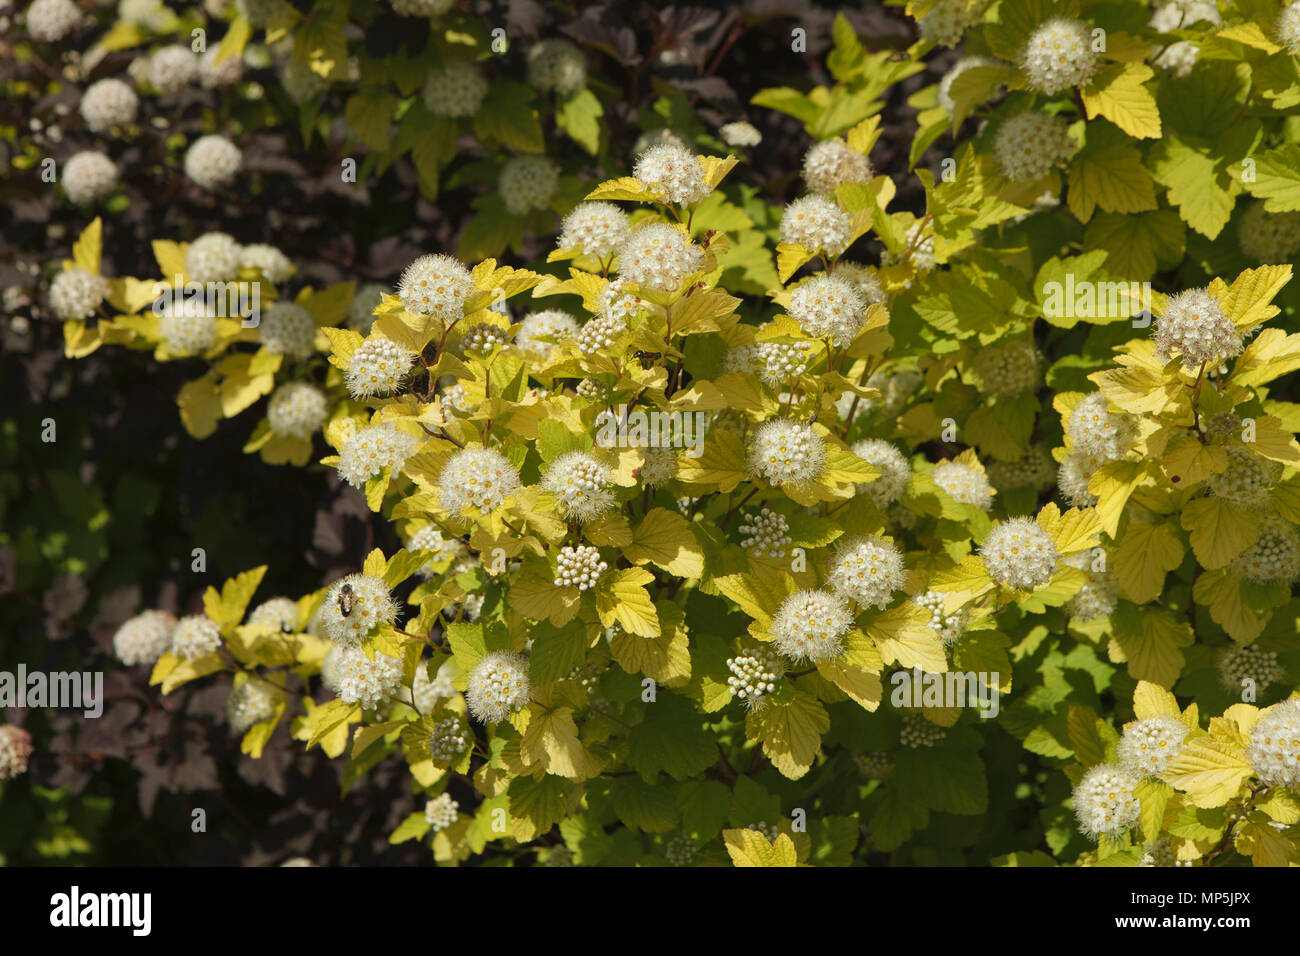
[7,0,1300,868]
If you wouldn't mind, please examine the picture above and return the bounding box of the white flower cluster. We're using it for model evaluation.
[719,122,762,147]
[1149,2,1220,77]
[259,302,317,359]
[240,244,294,283]
[62,151,118,206]
[398,254,475,321]
[1139,838,1192,868]
[855,751,894,779]
[554,545,607,591]
[665,835,698,866]
[828,536,906,609]
[738,507,793,558]
[852,439,910,508]
[172,614,222,660]
[0,726,33,782]
[459,321,509,356]
[542,450,615,523]
[914,591,967,646]
[900,711,947,748]
[1067,392,1137,462]
[409,661,457,713]
[267,382,327,439]
[599,277,641,323]
[248,597,299,632]
[466,650,531,723]
[881,222,936,273]
[746,821,781,842]
[756,341,811,386]
[334,645,402,709]
[1246,698,1300,787]
[558,202,629,259]
[81,79,138,134]
[994,111,1075,182]
[158,298,218,354]
[185,232,242,283]
[199,47,245,88]
[225,680,277,733]
[576,311,628,355]
[499,155,559,215]
[422,60,488,117]
[1233,519,1300,585]
[802,139,872,196]
[1073,764,1141,839]
[424,793,460,832]
[1237,201,1300,265]
[515,309,578,357]
[527,38,587,94]
[834,262,886,307]
[789,275,866,346]
[1117,715,1188,777]
[917,0,984,46]
[748,419,826,486]
[428,715,469,763]
[1021,18,1099,95]
[408,525,464,579]
[1208,445,1282,507]
[113,609,177,665]
[726,647,782,709]
[1063,555,1119,621]
[1154,288,1242,368]
[148,46,198,94]
[634,142,710,206]
[981,517,1059,590]
[28,0,83,40]
[1277,1,1300,54]
[1057,452,1099,508]
[338,421,420,489]
[185,134,241,191]
[318,573,397,647]
[932,459,994,511]
[987,447,1056,493]
[438,447,521,516]
[346,336,416,398]
[780,196,852,257]
[771,589,852,662]
[1218,645,1282,694]
[971,339,1042,397]
[443,380,478,416]
[121,0,170,28]
[49,268,108,321]
[632,447,675,488]
[616,223,704,292]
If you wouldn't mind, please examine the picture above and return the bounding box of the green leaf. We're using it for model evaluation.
[675,780,732,842]
[611,778,680,832]
[1081,63,1161,140]
[627,693,716,781]
[473,81,544,153]
[556,88,603,155]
